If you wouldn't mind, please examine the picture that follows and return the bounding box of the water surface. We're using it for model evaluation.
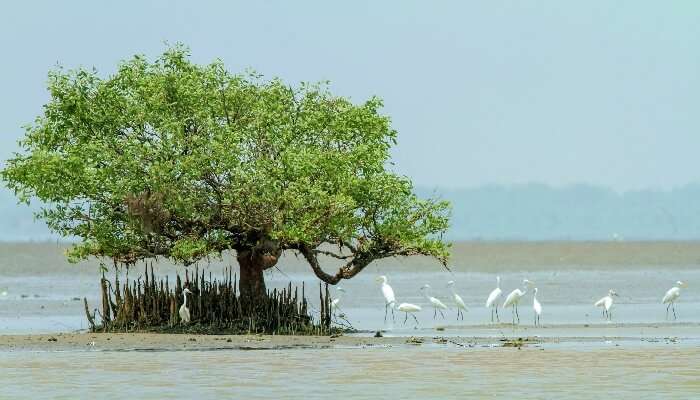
[1,242,699,399]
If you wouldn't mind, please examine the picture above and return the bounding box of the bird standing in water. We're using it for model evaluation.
[502,279,533,325]
[421,284,448,319]
[396,302,422,327]
[532,287,542,326]
[485,276,503,323]
[594,289,618,321]
[662,281,687,320]
[376,276,396,322]
[446,280,468,320]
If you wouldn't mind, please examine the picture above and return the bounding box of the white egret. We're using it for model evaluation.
[662,281,687,320]
[446,281,468,320]
[330,286,346,314]
[396,303,422,326]
[376,276,396,322]
[594,289,618,321]
[502,279,533,325]
[421,284,448,319]
[485,276,503,323]
[532,287,542,326]
[179,288,193,324]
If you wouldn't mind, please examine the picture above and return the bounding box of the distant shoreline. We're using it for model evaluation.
[1,241,699,275]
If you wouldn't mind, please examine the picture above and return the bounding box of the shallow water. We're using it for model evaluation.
[2,257,699,333]
[1,242,700,398]
[0,344,698,399]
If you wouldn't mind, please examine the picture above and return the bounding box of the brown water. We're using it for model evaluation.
[1,242,700,398]
[0,344,698,399]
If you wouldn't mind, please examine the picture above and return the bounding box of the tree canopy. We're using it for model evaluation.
[2,46,450,294]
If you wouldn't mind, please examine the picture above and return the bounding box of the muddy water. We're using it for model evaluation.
[1,242,700,398]
[0,344,698,399]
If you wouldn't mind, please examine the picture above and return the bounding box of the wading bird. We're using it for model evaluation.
[594,289,618,321]
[532,287,542,326]
[396,302,422,327]
[446,281,468,320]
[662,281,687,320]
[502,279,533,325]
[421,284,448,319]
[376,276,396,322]
[179,288,193,324]
[486,276,503,323]
[330,286,346,313]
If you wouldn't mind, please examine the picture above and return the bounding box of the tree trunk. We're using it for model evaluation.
[237,249,267,306]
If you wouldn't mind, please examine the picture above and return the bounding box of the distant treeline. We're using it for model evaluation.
[2,184,700,241]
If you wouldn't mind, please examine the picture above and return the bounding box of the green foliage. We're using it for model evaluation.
[2,45,450,275]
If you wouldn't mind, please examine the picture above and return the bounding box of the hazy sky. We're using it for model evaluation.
[1,1,698,191]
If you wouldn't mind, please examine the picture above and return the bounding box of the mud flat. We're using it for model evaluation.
[1,322,698,352]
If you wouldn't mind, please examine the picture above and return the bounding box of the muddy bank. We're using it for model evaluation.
[1,325,696,352]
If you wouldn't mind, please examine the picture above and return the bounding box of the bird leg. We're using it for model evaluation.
[433,308,437,319]
[392,307,395,323]
[403,312,408,325]
[515,304,520,324]
[439,309,445,319]
[412,314,420,327]
[491,308,494,323]
[495,307,500,322]
[384,304,389,323]
[672,303,677,320]
[666,304,670,320]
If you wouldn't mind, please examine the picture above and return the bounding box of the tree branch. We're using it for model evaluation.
[299,244,371,285]
[312,249,353,260]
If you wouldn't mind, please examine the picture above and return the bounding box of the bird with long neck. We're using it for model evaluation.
[446,280,467,320]
[421,284,448,319]
[485,276,502,323]
[179,288,193,324]
[532,287,542,326]
[662,281,687,320]
[502,279,533,325]
[376,276,396,323]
